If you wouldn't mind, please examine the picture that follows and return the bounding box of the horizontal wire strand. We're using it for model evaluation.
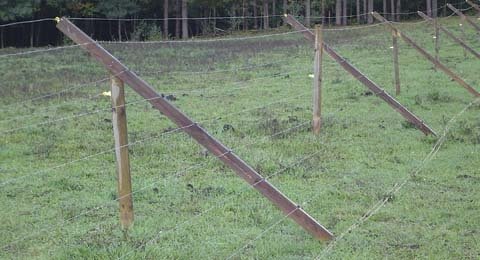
[0,43,89,58]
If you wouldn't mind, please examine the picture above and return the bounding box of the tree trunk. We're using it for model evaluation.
[342,0,347,25]
[263,0,269,29]
[272,0,276,26]
[336,0,342,25]
[322,0,326,24]
[213,7,217,35]
[305,0,311,27]
[182,0,188,39]
[356,0,361,23]
[363,0,367,23]
[36,22,41,44]
[427,0,432,17]
[243,0,247,31]
[1,27,3,48]
[175,0,181,38]
[253,0,258,29]
[30,23,34,47]
[432,0,437,18]
[396,0,401,21]
[390,0,395,21]
[283,0,287,14]
[443,0,447,16]
[383,0,387,16]
[118,20,121,41]
[90,19,95,38]
[367,0,373,24]
[231,3,237,30]
[109,21,113,40]
[164,0,169,39]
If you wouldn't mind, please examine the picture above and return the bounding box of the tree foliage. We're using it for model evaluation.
[0,0,474,47]
[0,0,470,23]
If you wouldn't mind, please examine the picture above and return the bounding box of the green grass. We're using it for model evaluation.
[0,16,479,259]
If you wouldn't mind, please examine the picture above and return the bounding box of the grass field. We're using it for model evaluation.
[0,16,479,259]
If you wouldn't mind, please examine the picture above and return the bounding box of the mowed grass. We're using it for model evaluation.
[0,16,479,259]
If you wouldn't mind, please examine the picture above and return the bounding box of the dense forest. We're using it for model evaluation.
[0,0,475,48]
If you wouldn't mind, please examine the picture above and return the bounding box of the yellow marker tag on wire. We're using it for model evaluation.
[101,91,112,97]
[54,17,61,23]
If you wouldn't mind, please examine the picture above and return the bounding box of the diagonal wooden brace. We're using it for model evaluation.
[372,12,480,98]
[56,17,334,241]
[418,11,480,60]
[282,14,436,136]
[447,4,480,32]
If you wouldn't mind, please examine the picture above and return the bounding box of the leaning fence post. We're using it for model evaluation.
[110,74,134,230]
[392,28,401,95]
[313,25,323,135]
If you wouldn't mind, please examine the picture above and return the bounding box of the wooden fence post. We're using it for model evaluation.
[447,4,480,33]
[418,11,480,60]
[392,28,401,95]
[313,25,323,135]
[372,12,480,98]
[110,74,134,230]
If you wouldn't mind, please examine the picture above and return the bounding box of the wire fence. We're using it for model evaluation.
[1,9,479,259]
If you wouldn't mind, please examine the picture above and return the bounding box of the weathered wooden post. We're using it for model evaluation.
[110,74,134,230]
[392,27,401,95]
[313,25,323,135]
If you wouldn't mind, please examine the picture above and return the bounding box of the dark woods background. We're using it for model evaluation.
[0,0,474,48]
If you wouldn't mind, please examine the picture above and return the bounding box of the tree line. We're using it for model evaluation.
[0,0,471,48]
